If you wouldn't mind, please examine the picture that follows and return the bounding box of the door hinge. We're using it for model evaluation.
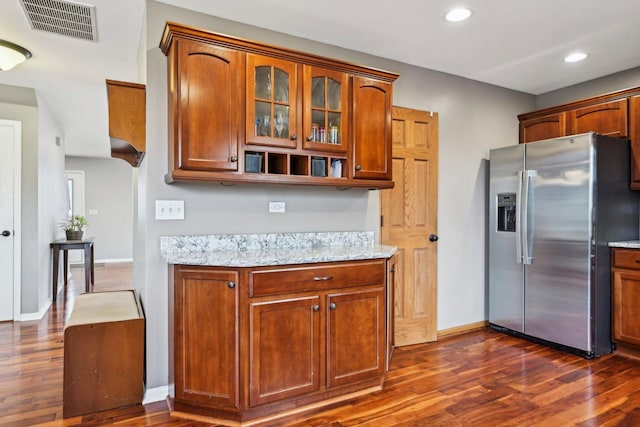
[380,215,384,227]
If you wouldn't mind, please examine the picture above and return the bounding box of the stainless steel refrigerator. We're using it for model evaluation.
[488,132,639,358]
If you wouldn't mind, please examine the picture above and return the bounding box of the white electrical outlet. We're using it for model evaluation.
[269,201,286,213]
[156,200,185,220]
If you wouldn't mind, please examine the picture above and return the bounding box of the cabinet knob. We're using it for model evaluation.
[306,135,313,141]
[429,234,439,242]
[227,281,236,288]
[355,164,362,171]
[312,304,320,312]
[290,134,297,141]
[230,155,238,162]
[330,302,336,310]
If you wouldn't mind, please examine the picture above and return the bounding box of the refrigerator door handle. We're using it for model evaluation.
[516,170,524,264]
[522,170,536,265]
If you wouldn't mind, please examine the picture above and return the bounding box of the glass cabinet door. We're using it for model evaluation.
[303,65,348,153]
[246,54,297,149]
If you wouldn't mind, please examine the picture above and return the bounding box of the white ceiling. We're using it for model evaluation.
[0,0,639,158]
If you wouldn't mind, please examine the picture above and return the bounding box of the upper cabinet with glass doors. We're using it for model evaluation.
[160,22,398,189]
[246,55,298,149]
[302,66,348,154]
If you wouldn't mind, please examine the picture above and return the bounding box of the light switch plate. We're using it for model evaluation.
[156,200,185,220]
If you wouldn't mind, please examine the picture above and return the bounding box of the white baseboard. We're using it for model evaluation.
[143,385,169,404]
[20,298,52,321]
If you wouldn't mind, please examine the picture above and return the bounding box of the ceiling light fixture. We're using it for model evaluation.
[0,39,32,71]
[564,52,588,63]
[446,8,472,22]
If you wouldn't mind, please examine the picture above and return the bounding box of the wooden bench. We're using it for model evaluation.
[63,290,145,418]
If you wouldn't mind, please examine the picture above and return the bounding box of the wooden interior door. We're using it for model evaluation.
[381,106,438,346]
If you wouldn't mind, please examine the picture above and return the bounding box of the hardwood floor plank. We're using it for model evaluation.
[4,263,640,426]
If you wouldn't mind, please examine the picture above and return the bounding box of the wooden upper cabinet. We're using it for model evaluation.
[168,38,242,173]
[630,95,640,189]
[520,112,566,143]
[160,22,398,188]
[518,86,640,190]
[352,77,393,180]
[246,54,298,149]
[106,80,146,167]
[302,65,349,154]
[569,99,628,138]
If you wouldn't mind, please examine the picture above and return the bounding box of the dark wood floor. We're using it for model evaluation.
[3,265,640,426]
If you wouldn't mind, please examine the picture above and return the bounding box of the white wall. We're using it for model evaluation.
[65,156,134,262]
[0,84,67,315]
[36,96,67,309]
[536,66,640,109]
[140,1,535,390]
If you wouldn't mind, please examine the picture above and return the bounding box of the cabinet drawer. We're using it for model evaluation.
[613,248,640,270]
[250,260,385,297]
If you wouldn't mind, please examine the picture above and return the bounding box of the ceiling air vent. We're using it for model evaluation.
[20,0,98,42]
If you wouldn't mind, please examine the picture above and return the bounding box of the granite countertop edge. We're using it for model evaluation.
[608,240,640,249]
[162,244,397,267]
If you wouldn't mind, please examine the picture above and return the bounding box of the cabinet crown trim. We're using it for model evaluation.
[159,21,399,83]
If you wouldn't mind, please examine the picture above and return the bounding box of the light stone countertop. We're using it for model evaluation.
[160,231,397,267]
[608,240,640,249]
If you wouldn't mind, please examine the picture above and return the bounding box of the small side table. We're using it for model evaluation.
[50,237,95,302]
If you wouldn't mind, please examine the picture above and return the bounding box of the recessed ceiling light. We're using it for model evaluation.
[446,8,472,22]
[564,52,588,63]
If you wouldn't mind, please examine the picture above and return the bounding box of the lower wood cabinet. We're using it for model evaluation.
[170,267,239,412]
[169,258,390,423]
[611,248,640,352]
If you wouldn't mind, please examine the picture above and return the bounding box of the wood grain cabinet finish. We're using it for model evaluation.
[352,76,393,180]
[612,248,640,349]
[569,99,628,138]
[166,38,242,174]
[520,112,566,144]
[106,79,146,167]
[170,267,239,412]
[518,86,640,189]
[160,22,398,188]
[169,259,391,423]
[249,296,321,406]
[630,95,640,188]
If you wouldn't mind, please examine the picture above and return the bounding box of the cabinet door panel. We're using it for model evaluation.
[570,99,628,138]
[352,77,392,180]
[250,296,321,406]
[302,65,349,153]
[176,39,241,171]
[327,287,385,387]
[613,269,640,346]
[246,54,298,149]
[174,268,239,407]
[520,112,566,143]
[630,95,640,189]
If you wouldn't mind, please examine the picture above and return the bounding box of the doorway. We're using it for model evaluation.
[381,106,439,346]
[0,120,22,321]
[65,170,85,264]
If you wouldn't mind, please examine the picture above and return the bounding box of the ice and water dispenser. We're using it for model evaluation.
[497,193,516,232]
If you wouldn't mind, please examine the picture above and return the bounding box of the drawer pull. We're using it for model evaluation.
[634,260,640,264]
[313,275,333,281]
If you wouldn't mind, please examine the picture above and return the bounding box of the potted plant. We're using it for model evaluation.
[60,214,88,240]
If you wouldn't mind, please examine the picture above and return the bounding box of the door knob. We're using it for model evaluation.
[1,230,10,237]
[429,234,438,242]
